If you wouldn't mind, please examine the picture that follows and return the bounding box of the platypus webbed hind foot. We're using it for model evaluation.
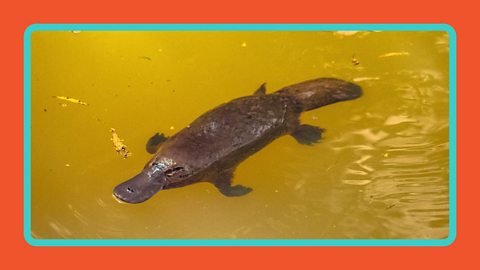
[291,124,324,145]
[211,168,253,197]
[216,183,253,197]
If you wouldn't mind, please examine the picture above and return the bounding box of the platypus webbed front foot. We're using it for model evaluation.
[291,124,324,145]
[211,168,253,197]
[146,132,168,154]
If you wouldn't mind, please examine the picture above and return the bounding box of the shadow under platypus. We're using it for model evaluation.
[113,78,362,203]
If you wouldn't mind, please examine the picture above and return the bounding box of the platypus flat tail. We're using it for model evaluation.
[274,78,362,112]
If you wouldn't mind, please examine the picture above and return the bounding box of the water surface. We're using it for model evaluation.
[30,31,450,239]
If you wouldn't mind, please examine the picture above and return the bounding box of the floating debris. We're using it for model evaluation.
[378,51,410,58]
[342,179,372,186]
[353,77,380,82]
[169,126,175,130]
[110,128,132,159]
[334,31,359,36]
[59,103,68,107]
[65,164,71,167]
[241,42,247,47]
[386,204,396,209]
[71,30,81,34]
[351,54,360,66]
[139,56,152,61]
[333,31,371,38]
[53,96,89,106]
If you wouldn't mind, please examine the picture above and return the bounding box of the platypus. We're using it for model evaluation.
[113,78,362,203]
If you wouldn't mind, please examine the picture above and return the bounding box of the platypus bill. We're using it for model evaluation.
[113,78,362,203]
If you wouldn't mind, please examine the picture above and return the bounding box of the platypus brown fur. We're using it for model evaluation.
[113,78,362,203]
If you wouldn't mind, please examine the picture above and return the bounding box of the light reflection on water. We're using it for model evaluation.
[31,31,450,239]
[326,65,449,238]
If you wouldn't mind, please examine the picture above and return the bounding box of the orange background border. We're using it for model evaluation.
[2,0,474,268]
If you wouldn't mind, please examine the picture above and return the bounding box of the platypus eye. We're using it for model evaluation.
[165,166,189,179]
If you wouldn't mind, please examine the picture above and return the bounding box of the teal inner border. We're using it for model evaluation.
[23,24,457,247]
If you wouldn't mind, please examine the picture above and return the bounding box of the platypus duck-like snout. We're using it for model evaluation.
[113,169,167,204]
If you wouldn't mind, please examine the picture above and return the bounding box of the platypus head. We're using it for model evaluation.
[113,159,192,204]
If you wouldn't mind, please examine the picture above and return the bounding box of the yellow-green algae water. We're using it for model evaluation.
[30,31,450,239]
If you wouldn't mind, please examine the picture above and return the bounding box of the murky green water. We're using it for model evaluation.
[30,30,450,239]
